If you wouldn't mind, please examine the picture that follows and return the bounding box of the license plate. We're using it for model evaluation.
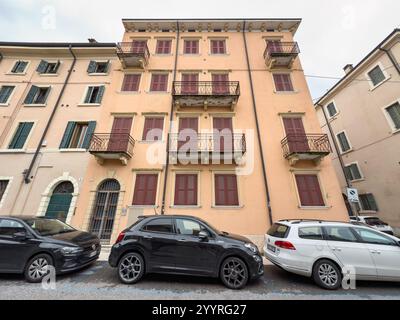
[267,244,276,252]
[88,250,97,258]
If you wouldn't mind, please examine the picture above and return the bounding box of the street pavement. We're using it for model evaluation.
[0,261,400,300]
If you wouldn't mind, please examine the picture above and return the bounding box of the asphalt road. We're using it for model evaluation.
[0,262,400,300]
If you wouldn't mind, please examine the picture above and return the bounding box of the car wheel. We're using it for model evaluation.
[220,257,249,290]
[118,252,145,284]
[312,259,342,290]
[24,254,54,283]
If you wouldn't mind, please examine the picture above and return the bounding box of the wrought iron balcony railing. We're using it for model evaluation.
[173,81,240,97]
[89,133,135,158]
[264,42,300,69]
[281,134,331,159]
[116,42,150,67]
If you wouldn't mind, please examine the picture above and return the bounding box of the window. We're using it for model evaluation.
[87,60,110,74]
[8,122,33,149]
[267,223,290,239]
[273,74,294,92]
[132,174,158,206]
[83,86,105,104]
[214,174,239,206]
[385,102,400,130]
[174,174,198,206]
[184,40,199,54]
[156,40,172,54]
[121,74,141,92]
[24,86,51,105]
[353,228,396,246]
[0,86,15,104]
[59,121,96,149]
[37,60,60,74]
[210,39,226,54]
[295,174,325,207]
[298,227,324,240]
[344,163,362,181]
[368,65,386,86]
[326,102,338,118]
[176,218,210,237]
[150,74,168,92]
[142,117,164,141]
[336,131,351,153]
[359,193,378,211]
[0,219,25,237]
[0,180,9,203]
[212,74,229,94]
[131,40,147,53]
[11,60,28,74]
[142,218,174,234]
[325,226,357,242]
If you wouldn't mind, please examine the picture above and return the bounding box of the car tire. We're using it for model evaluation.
[118,252,145,284]
[220,257,249,290]
[24,253,54,283]
[312,259,342,290]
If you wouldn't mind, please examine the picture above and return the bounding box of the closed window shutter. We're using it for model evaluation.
[59,121,76,148]
[327,102,337,117]
[132,174,158,206]
[11,61,20,73]
[95,86,105,104]
[54,60,61,73]
[24,85,39,104]
[82,121,96,149]
[9,122,33,149]
[156,40,171,54]
[0,180,9,202]
[42,87,51,104]
[87,60,97,73]
[185,40,198,54]
[387,103,400,129]
[274,74,293,91]
[344,166,353,181]
[174,174,198,206]
[212,74,229,94]
[122,74,140,91]
[151,74,168,91]
[368,66,385,86]
[36,60,48,73]
[211,40,225,54]
[142,117,164,141]
[132,41,146,53]
[215,174,239,206]
[295,175,324,206]
[211,40,219,54]
[338,132,350,152]
[0,86,14,104]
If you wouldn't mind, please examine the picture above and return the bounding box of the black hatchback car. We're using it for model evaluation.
[109,215,264,289]
[0,216,101,282]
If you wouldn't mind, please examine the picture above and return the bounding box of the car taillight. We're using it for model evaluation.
[275,240,296,250]
[115,232,125,244]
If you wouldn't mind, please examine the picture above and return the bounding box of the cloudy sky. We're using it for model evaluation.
[1,0,399,100]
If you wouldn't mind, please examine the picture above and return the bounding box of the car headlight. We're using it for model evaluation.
[60,246,83,255]
[244,243,258,254]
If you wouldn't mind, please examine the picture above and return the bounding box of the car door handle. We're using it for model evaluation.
[332,247,342,252]
[143,235,153,240]
[370,250,381,254]
[177,238,188,242]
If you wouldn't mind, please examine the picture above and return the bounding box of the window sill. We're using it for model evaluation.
[117,91,141,94]
[0,103,10,107]
[24,104,46,107]
[0,149,27,154]
[153,54,173,57]
[350,178,365,183]
[59,148,87,153]
[211,205,244,209]
[359,210,378,214]
[208,53,230,56]
[146,91,170,94]
[369,76,391,91]
[6,72,27,76]
[128,205,159,209]
[88,73,109,76]
[390,128,400,135]
[78,103,101,107]
[180,53,201,56]
[170,205,202,209]
[274,90,299,94]
[340,148,353,155]
[299,206,331,210]
[39,73,59,77]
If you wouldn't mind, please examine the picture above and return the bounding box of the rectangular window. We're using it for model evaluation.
[386,102,400,130]
[181,73,199,94]
[184,40,199,54]
[150,74,168,92]
[0,86,15,104]
[295,174,325,207]
[344,163,362,181]
[174,174,198,206]
[214,174,239,206]
[37,60,60,74]
[8,122,34,149]
[11,61,28,74]
[132,174,158,206]
[368,65,386,86]
[59,121,96,149]
[212,73,229,94]
[142,117,164,141]
[131,40,147,53]
[210,39,226,54]
[359,193,378,211]
[24,86,51,105]
[273,74,294,92]
[326,102,338,117]
[336,131,351,153]
[156,40,172,54]
[87,60,110,74]
[83,86,105,104]
[121,74,141,92]
[298,227,324,240]
[0,180,9,203]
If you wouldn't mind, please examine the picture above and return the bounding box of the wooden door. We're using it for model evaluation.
[181,74,198,94]
[283,117,309,153]
[213,117,233,153]
[178,117,198,152]
[108,117,133,152]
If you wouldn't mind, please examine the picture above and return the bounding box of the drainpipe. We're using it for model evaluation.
[242,21,273,225]
[160,21,180,215]
[23,45,77,183]
[379,48,400,75]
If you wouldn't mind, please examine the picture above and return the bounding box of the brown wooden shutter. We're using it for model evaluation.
[108,117,133,152]
[215,174,239,206]
[132,174,158,205]
[122,74,140,92]
[174,174,198,206]
[151,74,168,91]
[184,40,198,54]
[295,174,324,206]
[274,74,293,91]
[178,117,198,152]
[213,117,233,152]
[142,117,164,141]
[212,74,229,94]
[283,117,309,153]
[181,73,198,94]
[131,40,146,53]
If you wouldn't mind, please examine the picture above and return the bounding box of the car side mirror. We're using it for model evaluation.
[13,231,27,241]
[198,231,209,241]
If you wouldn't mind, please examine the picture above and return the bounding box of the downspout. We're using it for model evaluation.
[379,48,400,75]
[160,21,180,215]
[23,45,77,183]
[242,21,273,225]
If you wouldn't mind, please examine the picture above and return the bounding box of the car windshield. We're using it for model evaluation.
[25,218,75,236]
[364,218,385,226]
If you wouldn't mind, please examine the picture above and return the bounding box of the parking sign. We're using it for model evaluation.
[347,188,359,203]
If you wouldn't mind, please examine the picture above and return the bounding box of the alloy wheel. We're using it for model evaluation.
[222,258,247,289]
[119,254,142,283]
[318,263,338,287]
[28,258,49,280]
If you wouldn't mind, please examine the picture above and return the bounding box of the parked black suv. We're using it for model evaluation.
[0,216,101,282]
[109,215,264,289]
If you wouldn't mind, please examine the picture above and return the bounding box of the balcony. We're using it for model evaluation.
[264,42,300,69]
[281,134,331,165]
[89,133,135,165]
[172,81,240,110]
[169,133,246,165]
[116,42,150,69]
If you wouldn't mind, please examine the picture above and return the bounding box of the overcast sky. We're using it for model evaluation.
[1,0,399,100]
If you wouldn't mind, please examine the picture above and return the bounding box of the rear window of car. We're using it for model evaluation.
[298,227,324,240]
[141,218,174,234]
[364,218,385,226]
[267,223,290,238]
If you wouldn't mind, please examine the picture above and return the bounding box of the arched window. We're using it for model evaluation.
[45,181,74,222]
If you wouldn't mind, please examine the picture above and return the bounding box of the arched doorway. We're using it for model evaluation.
[45,181,74,222]
[89,179,120,242]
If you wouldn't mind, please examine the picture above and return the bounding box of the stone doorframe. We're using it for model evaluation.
[36,172,79,225]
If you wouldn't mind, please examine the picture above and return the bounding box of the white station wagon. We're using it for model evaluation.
[264,220,400,290]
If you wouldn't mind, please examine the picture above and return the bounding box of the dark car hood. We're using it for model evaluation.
[45,230,99,247]
[220,232,251,244]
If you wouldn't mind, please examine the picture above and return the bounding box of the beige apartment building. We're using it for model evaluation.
[315,29,400,231]
[68,19,348,246]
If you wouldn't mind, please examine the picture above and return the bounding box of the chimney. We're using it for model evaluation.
[343,64,354,74]
[88,38,98,43]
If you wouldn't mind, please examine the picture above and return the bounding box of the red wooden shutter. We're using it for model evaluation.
[142,117,164,141]
[184,40,198,54]
[215,174,239,206]
[295,174,324,206]
[283,117,309,153]
[151,74,168,91]
[132,174,158,205]
[212,74,229,94]
[174,174,198,206]
[156,40,171,54]
[181,74,198,94]
[273,74,293,91]
[122,74,140,91]
[211,40,225,54]
[178,117,198,152]
[108,117,133,152]
[213,117,233,152]
[131,40,146,53]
